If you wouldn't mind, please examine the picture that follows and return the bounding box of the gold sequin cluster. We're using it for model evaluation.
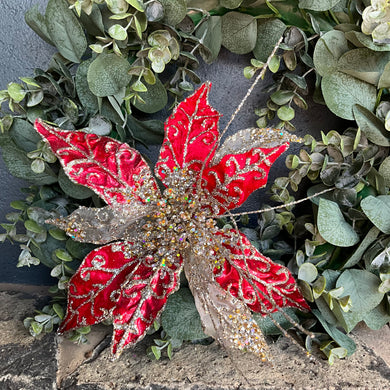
[227,308,269,361]
[125,167,227,269]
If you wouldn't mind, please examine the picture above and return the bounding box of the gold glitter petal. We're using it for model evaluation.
[184,251,270,360]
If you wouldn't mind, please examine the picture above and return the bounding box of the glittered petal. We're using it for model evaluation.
[111,256,183,357]
[35,119,159,205]
[155,82,221,184]
[202,140,290,214]
[59,242,139,332]
[212,127,301,165]
[59,242,183,358]
[214,230,310,314]
[49,204,155,244]
[185,252,270,359]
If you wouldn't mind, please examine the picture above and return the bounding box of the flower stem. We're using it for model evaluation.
[219,34,284,142]
[217,187,335,218]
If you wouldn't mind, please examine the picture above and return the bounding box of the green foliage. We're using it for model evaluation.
[45,0,88,62]
[298,0,342,12]
[87,53,131,97]
[221,12,257,55]
[253,18,286,63]
[146,323,184,361]
[269,121,390,361]
[24,304,64,336]
[161,288,206,341]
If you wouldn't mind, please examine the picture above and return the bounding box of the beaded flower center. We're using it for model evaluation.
[136,167,223,268]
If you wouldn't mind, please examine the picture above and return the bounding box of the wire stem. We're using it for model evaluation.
[218,34,284,142]
[217,187,335,218]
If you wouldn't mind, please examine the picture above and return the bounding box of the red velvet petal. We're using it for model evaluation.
[59,242,182,357]
[214,231,310,314]
[111,264,179,356]
[202,143,289,214]
[155,82,221,183]
[35,119,158,205]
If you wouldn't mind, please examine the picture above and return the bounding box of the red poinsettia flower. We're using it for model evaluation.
[35,83,309,359]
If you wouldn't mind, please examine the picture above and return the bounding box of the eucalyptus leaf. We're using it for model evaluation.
[277,105,295,121]
[298,0,341,11]
[27,90,44,107]
[315,295,338,324]
[161,287,206,341]
[0,140,57,185]
[87,53,132,97]
[312,309,356,356]
[363,299,390,330]
[336,269,383,315]
[253,18,286,63]
[106,0,129,14]
[313,30,349,77]
[108,24,128,41]
[127,0,145,12]
[66,239,96,260]
[31,159,45,174]
[342,226,380,269]
[337,49,390,86]
[145,1,164,22]
[361,195,390,233]
[31,235,66,268]
[79,4,105,36]
[87,116,112,136]
[378,156,390,186]
[353,104,390,147]
[132,76,167,113]
[321,72,376,120]
[25,5,54,46]
[195,16,222,64]
[25,219,45,234]
[159,0,187,26]
[345,31,390,52]
[55,248,73,262]
[7,84,25,105]
[378,61,390,89]
[253,308,299,336]
[76,59,99,114]
[49,228,67,241]
[317,198,359,247]
[298,262,318,283]
[45,0,87,63]
[58,168,94,200]
[221,12,257,55]
[127,115,164,144]
[270,90,294,105]
[220,0,243,8]
[313,275,326,299]
[9,118,41,153]
[269,55,280,73]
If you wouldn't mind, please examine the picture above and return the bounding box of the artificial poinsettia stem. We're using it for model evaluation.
[34,82,309,360]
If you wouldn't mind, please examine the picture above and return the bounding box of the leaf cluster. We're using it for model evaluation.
[270,124,390,361]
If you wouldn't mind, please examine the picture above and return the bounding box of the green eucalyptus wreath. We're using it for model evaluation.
[1,0,390,364]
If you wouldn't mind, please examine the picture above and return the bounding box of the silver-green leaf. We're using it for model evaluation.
[317,198,359,247]
[321,72,376,120]
[361,195,390,233]
[45,0,87,63]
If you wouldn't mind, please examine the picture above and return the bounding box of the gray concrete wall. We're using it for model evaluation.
[0,1,346,285]
[0,0,55,284]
